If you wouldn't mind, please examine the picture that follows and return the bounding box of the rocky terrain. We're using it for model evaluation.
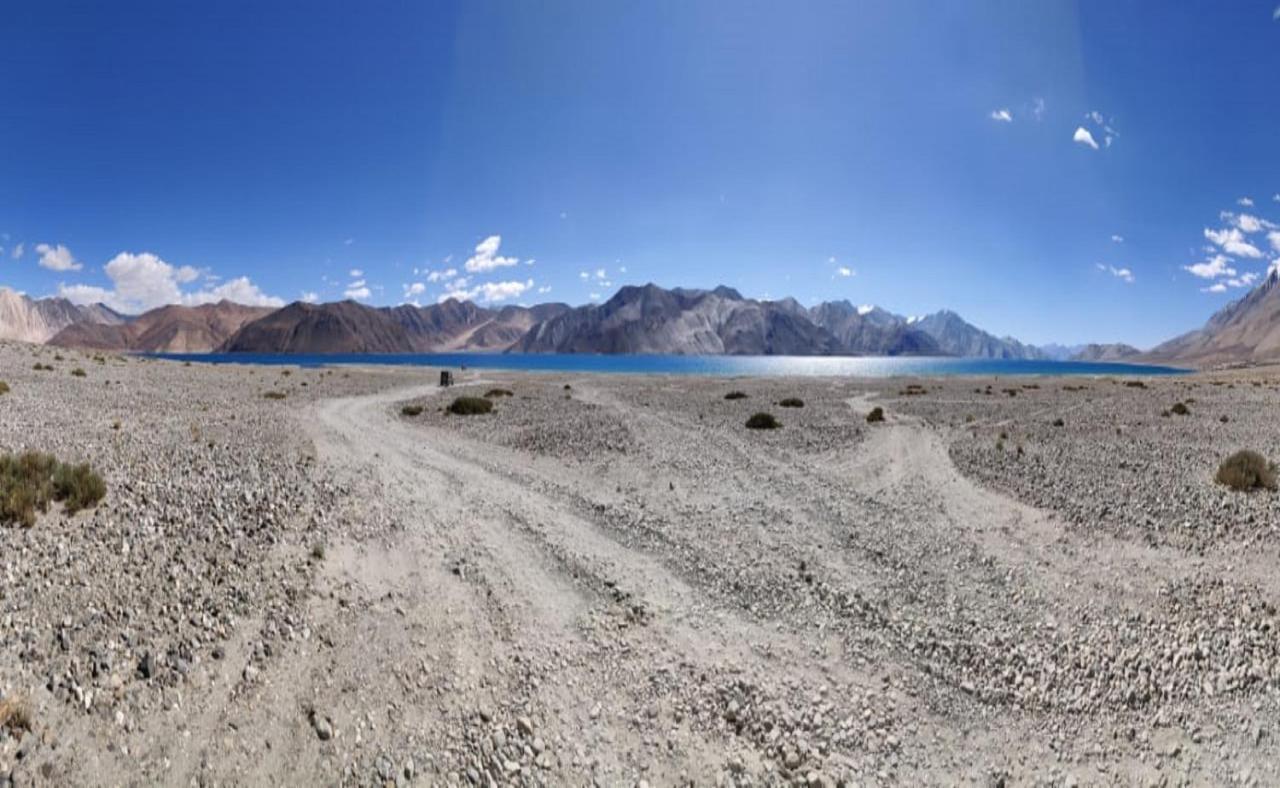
[4,345,1280,785]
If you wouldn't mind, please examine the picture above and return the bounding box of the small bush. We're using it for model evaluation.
[0,694,33,735]
[866,406,885,423]
[1220,415,1229,423]
[778,398,804,408]
[1215,450,1277,492]
[70,367,86,377]
[53,462,106,514]
[0,381,9,395]
[1124,380,1147,388]
[310,543,326,561]
[1170,402,1189,415]
[724,391,748,400]
[0,451,106,527]
[33,363,52,371]
[401,404,424,416]
[263,391,287,400]
[1051,418,1064,427]
[448,396,494,415]
[745,412,781,430]
[484,388,514,398]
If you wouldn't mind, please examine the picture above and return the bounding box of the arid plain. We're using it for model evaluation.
[2,341,1280,786]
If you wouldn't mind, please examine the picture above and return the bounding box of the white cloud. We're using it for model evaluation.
[836,266,854,277]
[1270,230,1280,253]
[440,277,534,304]
[425,268,456,282]
[990,108,1012,122]
[1274,4,1280,21]
[1095,263,1134,283]
[1223,212,1278,234]
[1226,272,1259,288]
[1183,254,1236,279]
[1111,234,1125,243]
[537,285,553,294]
[349,268,363,277]
[595,268,607,280]
[464,235,520,273]
[35,243,81,271]
[301,291,319,303]
[1205,226,1263,258]
[1238,197,1255,207]
[58,251,281,312]
[1032,98,1046,121]
[403,282,426,298]
[11,243,24,260]
[188,276,284,308]
[344,285,371,300]
[344,238,354,246]
[588,292,601,301]
[1072,127,1099,150]
[619,265,627,273]
[579,271,589,280]
[1202,282,1227,293]
[175,265,200,283]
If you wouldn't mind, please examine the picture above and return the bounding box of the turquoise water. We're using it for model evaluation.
[151,352,1187,378]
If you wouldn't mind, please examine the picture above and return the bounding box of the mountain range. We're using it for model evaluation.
[11,273,1280,367]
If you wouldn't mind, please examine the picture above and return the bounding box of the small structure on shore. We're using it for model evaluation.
[439,370,454,387]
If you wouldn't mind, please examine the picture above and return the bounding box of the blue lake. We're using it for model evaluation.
[150,352,1189,378]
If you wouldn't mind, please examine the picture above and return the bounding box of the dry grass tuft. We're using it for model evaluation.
[745,412,781,430]
[0,694,33,734]
[448,396,494,416]
[1215,450,1277,492]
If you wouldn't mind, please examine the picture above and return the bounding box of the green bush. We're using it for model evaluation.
[70,367,86,377]
[866,406,885,423]
[1215,450,1277,492]
[484,388,514,398]
[263,391,287,400]
[1170,401,1189,415]
[745,412,781,429]
[448,396,493,415]
[401,404,424,416]
[724,391,748,400]
[0,381,9,395]
[0,451,106,527]
[778,397,804,408]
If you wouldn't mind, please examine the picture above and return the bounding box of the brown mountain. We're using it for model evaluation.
[1142,269,1280,367]
[0,289,125,343]
[49,301,275,352]
[219,299,570,353]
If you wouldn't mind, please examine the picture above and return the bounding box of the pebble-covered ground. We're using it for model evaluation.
[4,347,1280,786]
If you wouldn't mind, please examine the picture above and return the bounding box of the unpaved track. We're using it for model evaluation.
[281,377,1275,785]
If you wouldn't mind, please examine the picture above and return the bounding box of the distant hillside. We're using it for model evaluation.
[0,289,125,343]
[513,284,846,355]
[1070,343,1141,362]
[908,310,1046,360]
[50,301,275,352]
[221,299,570,353]
[807,301,942,356]
[1142,269,1280,367]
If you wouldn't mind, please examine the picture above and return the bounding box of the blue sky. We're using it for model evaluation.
[2,1,1279,347]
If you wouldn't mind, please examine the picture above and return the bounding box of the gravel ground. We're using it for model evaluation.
[4,346,1280,786]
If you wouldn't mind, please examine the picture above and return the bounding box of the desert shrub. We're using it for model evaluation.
[563,384,572,390]
[53,462,106,514]
[401,404,424,416]
[448,396,494,415]
[1170,401,1189,415]
[778,398,804,408]
[310,543,326,561]
[1051,418,1064,427]
[724,391,748,400]
[484,388,514,398]
[53,354,64,361]
[263,391,287,400]
[998,430,1008,440]
[0,451,106,527]
[745,412,781,429]
[32,363,52,371]
[1215,450,1277,492]
[70,367,86,377]
[1220,415,1229,423]
[1124,380,1146,388]
[0,694,32,734]
[866,406,885,423]
[0,381,8,395]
